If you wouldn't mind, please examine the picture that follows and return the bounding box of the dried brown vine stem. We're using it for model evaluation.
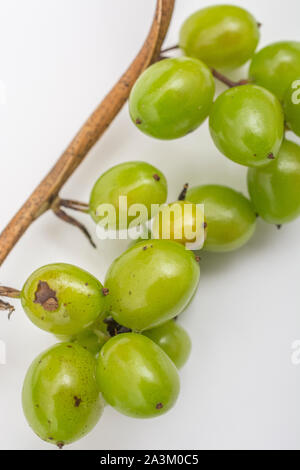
[0,286,21,318]
[0,286,21,298]
[0,0,175,266]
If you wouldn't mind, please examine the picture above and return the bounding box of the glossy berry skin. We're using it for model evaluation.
[187,185,257,252]
[144,320,191,369]
[69,314,110,355]
[129,228,152,248]
[152,201,206,248]
[209,85,284,168]
[284,82,300,137]
[89,161,167,228]
[96,333,180,418]
[180,5,260,70]
[249,42,300,101]
[129,57,215,140]
[248,140,300,224]
[22,343,104,448]
[70,328,109,356]
[104,239,200,331]
[21,264,106,336]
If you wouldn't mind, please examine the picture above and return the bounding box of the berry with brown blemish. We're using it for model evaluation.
[21,263,107,336]
[34,281,58,312]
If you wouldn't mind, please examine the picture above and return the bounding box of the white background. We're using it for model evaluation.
[0,0,300,451]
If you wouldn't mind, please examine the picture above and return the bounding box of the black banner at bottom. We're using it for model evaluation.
[6,450,203,463]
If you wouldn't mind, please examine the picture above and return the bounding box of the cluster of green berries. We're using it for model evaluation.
[12,4,300,448]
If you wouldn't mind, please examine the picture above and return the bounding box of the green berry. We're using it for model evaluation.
[104,239,200,331]
[22,343,104,448]
[70,328,109,356]
[129,57,215,140]
[284,81,300,137]
[21,264,106,336]
[187,185,257,252]
[144,320,191,369]
[209,84,284,167]
[96,333,180,418]
[89,161,167,229]
[248,139,300,224]
[180,5,260,69]
[151,201,206,248]
[249,41,300,101]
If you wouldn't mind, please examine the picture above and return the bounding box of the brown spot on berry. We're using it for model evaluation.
[195,256,201,263]
[56,441,64,449]
[143,246,148,251]
[268,153,275,160]
[74,396,82,407]
[136,118,142,125]
[34,281,58,312]
[102,288,110,297]
[203,222,208,229]
[153,174,161,182]
[156,403,164,410]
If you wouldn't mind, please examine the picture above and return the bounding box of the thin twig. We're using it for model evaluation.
[0,299,15,319]
[0,286,21,298]
[0,0,175,266]
[157,56,250,89]
[161,44,179,53]
[160,44,250,90]
[53,208,97,248]
[157,54,169,61]
[212,69,249,88]
[59,199,90,213]
[178,183,189,201]
[54,198,92,244]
